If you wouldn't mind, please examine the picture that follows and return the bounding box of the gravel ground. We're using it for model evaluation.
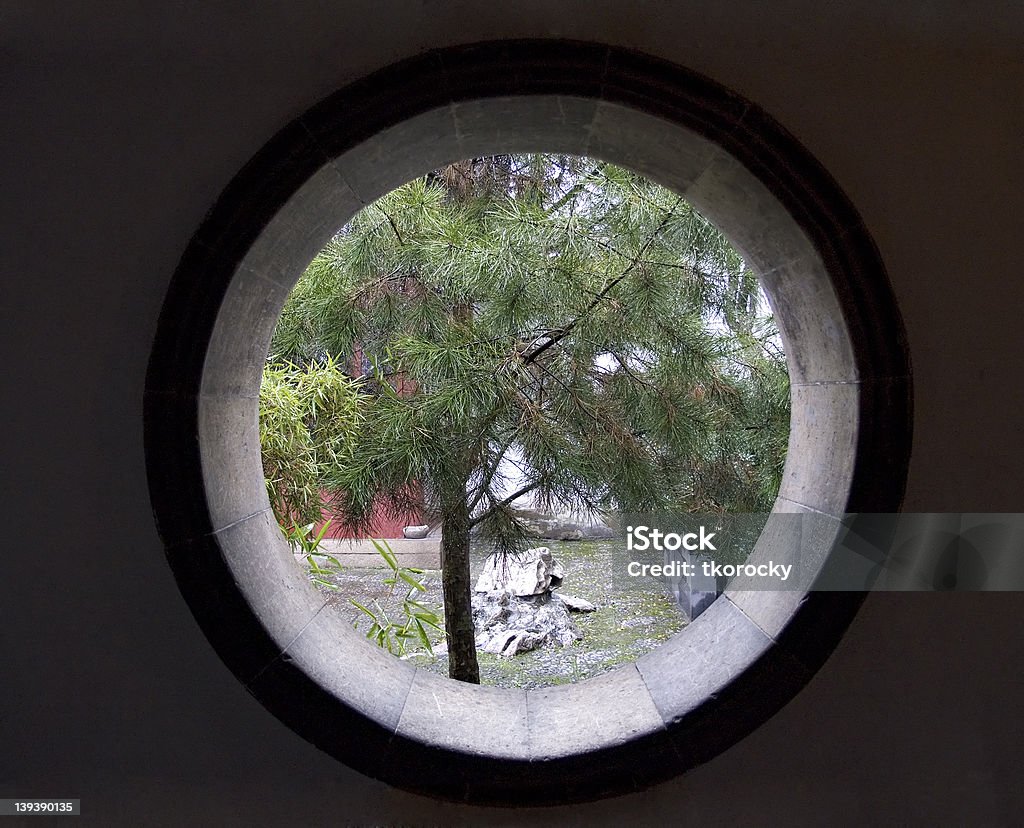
[316,539,686,689]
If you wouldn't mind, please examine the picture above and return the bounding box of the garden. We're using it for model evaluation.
[259,154,789,686]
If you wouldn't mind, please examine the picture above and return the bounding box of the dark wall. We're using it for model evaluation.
[2,3,1022,824]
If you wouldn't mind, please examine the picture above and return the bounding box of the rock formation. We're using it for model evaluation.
[472,547,596,657]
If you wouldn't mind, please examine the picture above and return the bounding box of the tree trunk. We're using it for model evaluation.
[439,477,480,683]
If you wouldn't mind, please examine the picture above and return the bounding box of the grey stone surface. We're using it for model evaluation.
[759,256,859,385]
[731,500,839,591]
[453,95,599,157]
[526,665,664,760]
[198,394,268,531]
[200,164,362,399]
[686,150,820,275]
[396,669,530,760]
[480,629,534,656]
[217,509,330,654]
[658,548,719,621]
[726,500,842,639]
[238,162,362,292]
[778,382,858,518]
[636,596,772,723]
[588,102,721,194]
[674,582,718,622]
[272,602,417,732]
[332,106,464,204]
[200,266,292,397]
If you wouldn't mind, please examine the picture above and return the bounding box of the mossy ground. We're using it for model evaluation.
[319,539,686,689]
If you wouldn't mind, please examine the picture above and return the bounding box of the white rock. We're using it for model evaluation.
[472,590,581,657]
[474,547,564,596]
[480,630,543,657]
[556,593,597,612]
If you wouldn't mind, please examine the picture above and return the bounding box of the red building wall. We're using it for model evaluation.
[316,496,422,540]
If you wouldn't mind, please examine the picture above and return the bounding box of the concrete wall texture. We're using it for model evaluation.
[1,3,1022,824]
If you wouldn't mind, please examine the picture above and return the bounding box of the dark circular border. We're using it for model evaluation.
[145,40,912,804]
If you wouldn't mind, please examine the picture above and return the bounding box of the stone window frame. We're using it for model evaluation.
[144,40,912,804]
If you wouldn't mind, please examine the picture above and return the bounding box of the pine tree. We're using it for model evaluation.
[265,154,789,683]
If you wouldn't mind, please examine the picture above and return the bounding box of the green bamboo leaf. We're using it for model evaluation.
[350,599,376,619]
[313,520,332,545]
[414,619,430,649]
[311,577,338,590]
[373,540,399,570]
[398,570,426,592]
[414,613,442,631]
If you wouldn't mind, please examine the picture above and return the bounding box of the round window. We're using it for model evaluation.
[145,40,911,804]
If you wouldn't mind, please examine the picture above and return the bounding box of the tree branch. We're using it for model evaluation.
[522,195,684,366]
[377,206,405,246]
[470,480,544,528]
[467,434,520,512]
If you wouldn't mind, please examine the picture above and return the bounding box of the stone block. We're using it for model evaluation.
[587,101,720,195]
[760,256,859,385]
[726,500,842,638]
[684,150,858,385]
[453,95,598,157]
[235,161,362,291]
[779,382,859,518]
[217,509,330,663]
[308,538,441,569]
[636,596,772,723]
[198,394,267,531]
[396,670,530,760]
[526,665,664,760]
[200,265,290,398]
[332,106,464,204]
[270,604,417,732]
